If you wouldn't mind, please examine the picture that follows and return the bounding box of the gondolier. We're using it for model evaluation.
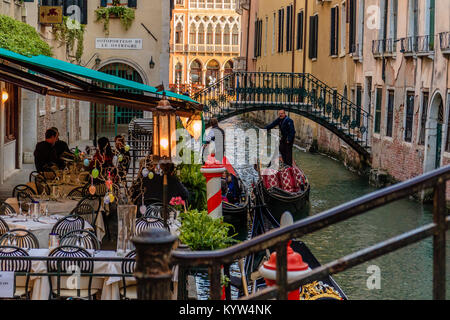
[265,110,296,166]
[205,118,225,163]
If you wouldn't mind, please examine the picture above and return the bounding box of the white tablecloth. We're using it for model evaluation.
[5,198,106,241]
[28,249,124,300]
[2,215,95,248]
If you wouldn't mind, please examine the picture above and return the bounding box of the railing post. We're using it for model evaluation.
[432,179,446,300]
[132,228,177,300]
[209,264,222,300]
[276,241,288,300]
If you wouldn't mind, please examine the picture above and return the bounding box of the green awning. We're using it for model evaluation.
[0,48,198,104]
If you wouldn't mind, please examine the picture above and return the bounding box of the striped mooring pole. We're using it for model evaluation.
[201,154,226,219]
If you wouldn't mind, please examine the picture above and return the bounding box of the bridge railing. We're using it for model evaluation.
[170,165,449,300]
[194,71,372,154]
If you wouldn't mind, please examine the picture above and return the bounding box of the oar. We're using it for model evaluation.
[238,258,249,297]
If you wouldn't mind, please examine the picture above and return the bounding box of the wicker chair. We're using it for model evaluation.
[144,202,177,219]
[0,201,16,216]
[47,245,98,300]
[135,216,168,236]
[12,184,36,198]
[120,250,136,300]
[0,216,9,237]
[29,171,41,183]
[67,186,85,199]
[0,246,32,299]
[0,229,39,249]
[60,229,100,250]
[51,215,85,237]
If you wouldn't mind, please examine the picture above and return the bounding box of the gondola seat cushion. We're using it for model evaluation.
[277,167,297,193]
[261,169,280,189]
[290,166,306,190]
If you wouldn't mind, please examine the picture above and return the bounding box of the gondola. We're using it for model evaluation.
[230,185,346,300]
[257,162,311,222]
[222,174,249,228]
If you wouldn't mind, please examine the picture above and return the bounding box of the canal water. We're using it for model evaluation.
[194,117,450,300]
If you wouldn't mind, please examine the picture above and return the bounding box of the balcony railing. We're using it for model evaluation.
[400,35,435,57]
[352,43,363,61]
[181,44,240,54]
[439,31,450,55]
[372,38,397,58]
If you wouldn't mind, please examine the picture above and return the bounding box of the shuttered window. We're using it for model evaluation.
[286,5,293,51]
[418,92,429,145]
[374,88,382,134]
[278,9,285,53]
[309,15,318,59]
[296,11,304,50]
[386,90,395,137]
[330,7,339,56]
[405,92,415,142]
[349,0,357,53]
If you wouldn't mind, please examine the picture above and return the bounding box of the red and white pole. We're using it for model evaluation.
[201,154,226,219]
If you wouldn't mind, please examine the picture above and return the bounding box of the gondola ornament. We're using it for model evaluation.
[258,240,311,300]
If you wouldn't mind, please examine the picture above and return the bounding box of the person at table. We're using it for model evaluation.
[132,160,189,204]
[50,127,72,169]
[34,128,59,172]
[265,110,296,166]
[90,137,114,174]
[114,135,130,179]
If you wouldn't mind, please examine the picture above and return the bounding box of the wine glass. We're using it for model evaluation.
[26,203,31,221]
[18,200,23,218]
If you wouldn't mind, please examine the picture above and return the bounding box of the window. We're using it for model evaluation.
[272,13,276,54]
[206,24,214,45]
[4,83,18,143]
[389,0,398,40]
[254,19,262,58]
[418,92,429,145]
[232,25,239,45]
[190,60,202,84]
[175,23,183,44]
[309,15,318,59]
[356,86,362,124]
[207,0,213,9]
[374,88,382,134]
[189,24,196,44]
[296,11,304,50]
[330,6,339,56]
[215,25,221,45]
[386,90,394,137]
[175,0,184,5]
[198,24,205,44]
[175,63,183,83]
[348,0,357,53]
[264,16,268,56]
[286,5,293,52]
[223,25,230,45]
[426,0,435,48]
[278,8,285,53]
[405,92,415,142]
[407,0,418,38]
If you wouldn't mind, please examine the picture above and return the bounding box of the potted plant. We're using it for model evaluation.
[94,3,136,35]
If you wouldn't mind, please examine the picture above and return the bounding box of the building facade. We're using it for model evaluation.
[169,0,241,94]
[239,0,450,183]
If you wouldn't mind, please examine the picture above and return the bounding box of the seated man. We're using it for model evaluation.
[50,127,72,169]
[34,129,58,172]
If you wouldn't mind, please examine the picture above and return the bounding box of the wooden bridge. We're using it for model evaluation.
[194,71,372,161]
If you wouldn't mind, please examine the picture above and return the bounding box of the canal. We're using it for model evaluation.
[195,117,450,300]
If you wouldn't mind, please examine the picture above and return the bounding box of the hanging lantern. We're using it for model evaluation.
[153,94,177,161]
[180,112,203,141]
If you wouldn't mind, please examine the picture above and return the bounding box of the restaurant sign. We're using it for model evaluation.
[96,38,143,50]
[0,272,14,298]
[39,6,63,24]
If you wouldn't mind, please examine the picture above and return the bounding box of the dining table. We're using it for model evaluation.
[4,197,106,242]
[26,248,128,300]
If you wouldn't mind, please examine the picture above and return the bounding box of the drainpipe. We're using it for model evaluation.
[302,0,308,75]
[246,0,252,72]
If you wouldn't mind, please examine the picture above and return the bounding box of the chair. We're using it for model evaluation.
[12,184,36,198]
[51,215,85,237]
[70,203,96,227]
[144,202,177,220]
[0,246,32,299]
[29,171,41,183]
[0,229,40,249]
[34,174,51,195]
[120,250,136,300]
[135,216,168,235]
[67,186,85,199]
[0,201,16,216]
[0,216,9,237]
[60,229,100,250]
[47,245,98,300]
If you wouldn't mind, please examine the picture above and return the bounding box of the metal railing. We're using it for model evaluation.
[401,35,435,55]
[172,165,450,300]
[372,38,397,57]
[439,31,450,53]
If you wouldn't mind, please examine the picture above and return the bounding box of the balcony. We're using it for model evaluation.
[400,35,435,58]
[351,43,363,62]
[186,44,240,54]
[372,38,397,58]
[439,31,450,56]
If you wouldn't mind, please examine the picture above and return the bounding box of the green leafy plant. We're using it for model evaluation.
[0,14,52,56]
[178,209,239,251]
[52,16,86,63]
[95,5,135,36]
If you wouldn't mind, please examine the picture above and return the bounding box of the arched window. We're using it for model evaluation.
[190,60,202,84]
[175,23,183,44]
[175,63,183,83]
[223,24,230,45]
[206,60,220,86]
[224,60,233,75]
[232,25,239,45]
[215,25,222,45]
[198,24,205,44]
[207,24,214,45]
[189,23,196,44]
